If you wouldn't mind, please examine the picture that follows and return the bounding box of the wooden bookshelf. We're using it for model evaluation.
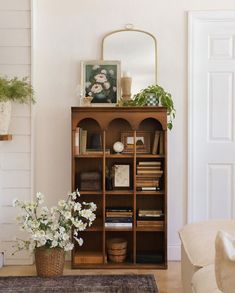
[71,107,168,269]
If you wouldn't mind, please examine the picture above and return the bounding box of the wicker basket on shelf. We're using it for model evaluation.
[107,238,127,263]
[35,247,65,277]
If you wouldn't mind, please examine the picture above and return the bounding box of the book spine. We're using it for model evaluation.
[74,127,80,155]
[105,217,133,223]
[105,223,132,227]
[81,129,87,154]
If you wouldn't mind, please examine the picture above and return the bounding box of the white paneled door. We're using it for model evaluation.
[188,11,235,223]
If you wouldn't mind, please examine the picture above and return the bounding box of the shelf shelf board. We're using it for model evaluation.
[80,191,102,195]
[0,134,12,141]
[105,190,134,195]
[136,190,165,195]
[106,154,134,158]
[105,227,133,232]
[74,154,103,158]
[136,154,165,158]
[72,263,167,269]
[136,227,164,232]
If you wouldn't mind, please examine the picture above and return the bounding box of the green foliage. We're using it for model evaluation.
[0,76,35,103]
[118,84,175,130]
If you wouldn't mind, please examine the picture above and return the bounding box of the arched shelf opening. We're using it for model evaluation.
[106,118,132,153]
[76,118,103,152]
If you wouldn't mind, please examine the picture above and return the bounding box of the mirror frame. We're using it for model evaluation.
[101,28,158,83]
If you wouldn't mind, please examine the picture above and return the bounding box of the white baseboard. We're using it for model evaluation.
[168,244,181,261]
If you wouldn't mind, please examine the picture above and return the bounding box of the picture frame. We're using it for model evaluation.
[81,60,121,106]
[113,164,130,188]
[121,131,151,154]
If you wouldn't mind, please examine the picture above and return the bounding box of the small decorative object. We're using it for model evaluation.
[105,166,115,190]
[82,96,93,106]
[146,94,159,106]
[79,172,101,191]
[81,60,121,106]
[118,84,175,130]
[0,76,35,135]
[107,238,127,263]
[113,164,130,188]
[90,133,102,149]
[13,191,97,277]
[121,131,151,154]
[113,141,124,154]
[121,71,132,101]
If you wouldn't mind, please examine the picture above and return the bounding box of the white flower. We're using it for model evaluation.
[101,69,107,74]
[58,200,66,207]
[103,82,110,90]
[113,86,117,92]
[92,65,100,70]
[51,239,58,247]
[36,192,44,204]
[63,211,71,219]
[74,202,81,211]
[13,191,96,252]
[94,73,107,83]
[109,69,114,75]
[85,82,91,88]
[74,237,83,246]
[91,84,102,94]
[64,243,74,251]
[88,92,92,96]
[12,199,19,207]
[62,233,69,241]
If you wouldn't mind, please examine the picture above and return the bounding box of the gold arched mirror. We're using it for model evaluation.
[101,25,157,96]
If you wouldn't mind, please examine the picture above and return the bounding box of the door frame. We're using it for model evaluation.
[188,11,235,223]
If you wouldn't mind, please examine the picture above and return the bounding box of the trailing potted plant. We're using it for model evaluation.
[118,84,176,130]
[0,76,35,135]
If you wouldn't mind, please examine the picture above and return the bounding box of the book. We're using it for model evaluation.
[137,220,164,226]
[83,149,110,155]
[106,207,133,212]
[137,170,163,175]
[80,129,87,154]
[159,132,164,155]
[138,161,161,166]
[137,166,161,170]
[105,223,132,228]
[74,251,105,264]
[105,217,133,223]
[106,212,133,217]
[74,127,80,155]
[152,131,161,154]
[137,187,159,191]
[138,209,163,214]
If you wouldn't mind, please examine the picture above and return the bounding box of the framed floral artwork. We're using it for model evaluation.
[81,60,121,106]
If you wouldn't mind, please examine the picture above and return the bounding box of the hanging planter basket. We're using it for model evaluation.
[35,247,65,277]
[0,101,11,135]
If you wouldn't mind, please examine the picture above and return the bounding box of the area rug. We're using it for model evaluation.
[0,274,158,292]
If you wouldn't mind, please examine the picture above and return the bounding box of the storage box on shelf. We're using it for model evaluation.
[71,107,168,269]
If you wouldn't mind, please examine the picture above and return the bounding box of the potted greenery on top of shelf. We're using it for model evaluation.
[118,84,175,130]
[0,76,35,135]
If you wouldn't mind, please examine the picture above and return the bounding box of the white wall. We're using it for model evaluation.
[33,0,235,260]
[0,0,33,264]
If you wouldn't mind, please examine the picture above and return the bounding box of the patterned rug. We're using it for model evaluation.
[0,274,158,292]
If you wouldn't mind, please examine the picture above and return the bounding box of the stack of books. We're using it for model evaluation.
[136,161,163,191]
[137,209,164,228]
[105,207,133,228]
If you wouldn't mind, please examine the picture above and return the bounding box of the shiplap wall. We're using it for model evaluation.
[0,0,32,265]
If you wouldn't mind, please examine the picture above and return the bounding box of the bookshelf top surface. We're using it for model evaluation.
[71,106,167,113]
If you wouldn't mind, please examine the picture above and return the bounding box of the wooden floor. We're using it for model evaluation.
[0,261,183,293]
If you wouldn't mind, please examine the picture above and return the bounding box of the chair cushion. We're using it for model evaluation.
[191,264,222,293]
[215,230,235,293]
[179,220,235,267]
